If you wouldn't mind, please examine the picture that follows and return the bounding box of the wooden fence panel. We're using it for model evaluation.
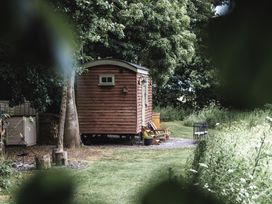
[0,101,36,116]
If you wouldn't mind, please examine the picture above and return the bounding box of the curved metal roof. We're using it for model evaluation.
[83,59,149,75]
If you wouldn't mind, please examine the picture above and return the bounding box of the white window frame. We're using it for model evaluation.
[98,74,115,86]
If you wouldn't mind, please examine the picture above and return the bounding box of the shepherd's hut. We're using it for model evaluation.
[76,59,152,140]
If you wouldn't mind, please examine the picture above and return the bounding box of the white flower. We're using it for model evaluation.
[240,178,246,183]
[199,163,208,168]
[207,188,215,193]
[249,185,257,190]
[177,95,186,103]
[228,169,234,173]
[266,116,272,123]
[252,195,258,200]
[189,169,198,173]
[216,123,220,126]
[194,183,199,186]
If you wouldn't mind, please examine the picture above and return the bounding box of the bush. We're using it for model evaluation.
[15,169,75,204]
[0,160,12,190]
[187,109,272,204]
[183,103,229,128]
[153,106,191,122]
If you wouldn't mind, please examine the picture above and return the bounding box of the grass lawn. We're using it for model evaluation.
[74,148,193,204]
[73,121,194,203]
[161,121,193,139]
[1,120,195,204]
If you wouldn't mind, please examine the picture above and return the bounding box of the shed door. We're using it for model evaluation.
[141,79,148,126]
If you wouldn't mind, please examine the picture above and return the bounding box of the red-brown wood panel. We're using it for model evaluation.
[76,65,138,134]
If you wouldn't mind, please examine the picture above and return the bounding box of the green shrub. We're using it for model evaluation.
[0,160,12,190]
[183,103,229,128]
[187,109,272,204]
[153,106,191,122]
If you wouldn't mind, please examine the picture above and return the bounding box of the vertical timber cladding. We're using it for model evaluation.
[77,65,138,134]
[147,77,152,127]
[136,74,152,133]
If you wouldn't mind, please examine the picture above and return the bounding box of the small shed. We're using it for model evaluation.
[76,59,152,137]
[0,101,37,146]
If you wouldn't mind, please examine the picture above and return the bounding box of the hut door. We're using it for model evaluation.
[141,79,148,126]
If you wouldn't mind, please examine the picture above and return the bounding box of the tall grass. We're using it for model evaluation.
[153,106,191,122]
[182,103,266,128]
[187,109,272,204]
[183,104,230,128]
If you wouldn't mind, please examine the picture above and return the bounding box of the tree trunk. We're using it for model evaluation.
[63,71,81,148]
[57,71,81,150]
[0,119,5,158]
[58,81,68,151]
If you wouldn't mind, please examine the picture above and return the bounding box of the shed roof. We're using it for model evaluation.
[83,59,149,75]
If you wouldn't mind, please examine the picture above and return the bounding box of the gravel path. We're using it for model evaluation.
[85,138,197,150]
[138,138,196,149]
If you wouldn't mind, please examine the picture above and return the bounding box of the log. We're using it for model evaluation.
[35,154,51,169]
[53,150,68,166]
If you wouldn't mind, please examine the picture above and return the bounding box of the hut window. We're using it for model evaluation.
[99,75,115,86]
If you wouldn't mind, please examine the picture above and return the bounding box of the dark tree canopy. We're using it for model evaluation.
[0,0,226,111]
[0,0,75,112]
[209,0,272,109]
[50,0,196,85]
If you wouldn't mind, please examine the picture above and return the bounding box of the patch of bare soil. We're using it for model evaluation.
[5,145,114,171]
[6,145,113,162]
[4,138,195,171]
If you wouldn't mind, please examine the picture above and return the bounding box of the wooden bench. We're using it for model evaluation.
[193,122,208,140]
[148,121,170,141]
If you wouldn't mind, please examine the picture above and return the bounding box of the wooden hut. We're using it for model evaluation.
[76,59,152,139]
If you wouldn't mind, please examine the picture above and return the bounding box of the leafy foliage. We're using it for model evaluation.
[0,160,12,190]
[0,62,62,112]
[153,0,220,108]
[0,0,201,111]
[0,0,74,112]
[208,0,272,108]
[187,109,272,203]
[51,0,196,84]
[154,106,191,121]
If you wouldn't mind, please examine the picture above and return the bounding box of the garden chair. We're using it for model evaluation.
[148,121,170,141]
[193,122,208,140]
[141,126,160,145]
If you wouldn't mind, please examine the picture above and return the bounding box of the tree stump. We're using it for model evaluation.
[35,154,51,169]
[52,148,58,163]
[53,150,68,166]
